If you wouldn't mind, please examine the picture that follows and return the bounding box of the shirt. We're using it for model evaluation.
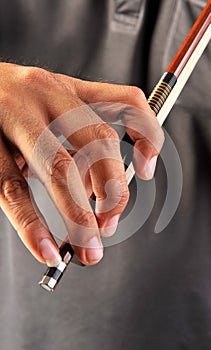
[0,1,210,349]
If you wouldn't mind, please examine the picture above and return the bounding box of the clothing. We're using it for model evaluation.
[0,1,210,349]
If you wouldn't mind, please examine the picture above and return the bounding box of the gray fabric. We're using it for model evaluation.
[0,0,210,349]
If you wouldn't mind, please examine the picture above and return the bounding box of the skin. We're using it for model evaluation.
[0,62,164,267]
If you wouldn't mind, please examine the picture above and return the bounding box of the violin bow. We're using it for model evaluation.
[39,1,211,292]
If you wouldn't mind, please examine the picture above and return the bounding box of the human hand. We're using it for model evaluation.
[0,63,164,266]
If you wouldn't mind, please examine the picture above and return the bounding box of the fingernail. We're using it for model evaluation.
[86,236,103,262]
[102,215,120,237]
[40,238,62,267]
[145,156,157,179]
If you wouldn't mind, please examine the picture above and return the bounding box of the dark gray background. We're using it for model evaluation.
[0,1,210,349]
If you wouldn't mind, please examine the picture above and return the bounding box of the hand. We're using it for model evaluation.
[0,63,164,266]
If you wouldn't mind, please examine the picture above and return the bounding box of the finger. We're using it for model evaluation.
[55,75,153,113]
[45,102,130,237]
[56,76,164,179]
[0,136,62,267]
[26,73,131,237]
[71,150,93,199]
[84,103,164,180]
[76,139,129,236]
[3,118,103,265]
[122,107,165,180]
[35,134,104,265]
[73,80,164,180]
[73,141,129,236]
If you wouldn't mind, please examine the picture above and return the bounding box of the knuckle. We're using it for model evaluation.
[73,210,95,228]
[116,184,130,209]
[140,124,164,155]
[55,73,77,94]
[136,137,155,153]
[122,85,148,107]
[0,174,41,231]
[21,66,55,87]
[0,175,28,203]
[0,93,14,126]
[95,123,119,140]
[98,180,129,213]
[17,210,40,231]
[0,91,13,109]
[128,86,146,100]
[121,184,130,203]
[50,153,74,181]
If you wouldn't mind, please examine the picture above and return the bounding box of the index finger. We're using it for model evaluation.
[55,76,164,179]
